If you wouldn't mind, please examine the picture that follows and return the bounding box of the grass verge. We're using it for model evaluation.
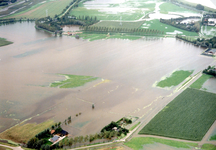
[129,122,140,131]
[190,74,212,89]
[50,74,98,88]
[157,70,193,88]
[0,120,54,143]
[124,137,197,150]
[139,88,216,141]
[0,38,13,47]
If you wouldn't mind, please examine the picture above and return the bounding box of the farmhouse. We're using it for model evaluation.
[50,135,60,143]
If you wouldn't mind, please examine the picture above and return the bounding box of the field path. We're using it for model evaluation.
[0,144,23,150]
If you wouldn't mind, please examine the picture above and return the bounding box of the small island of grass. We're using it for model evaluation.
[0,38,13,47]
[50,74,98,88]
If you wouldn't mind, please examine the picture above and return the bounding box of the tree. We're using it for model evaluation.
[69,138,73,147]
[196,4,204,10]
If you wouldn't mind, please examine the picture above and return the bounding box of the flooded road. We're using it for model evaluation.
[0,22,215,136]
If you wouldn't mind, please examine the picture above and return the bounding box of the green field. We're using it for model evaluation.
[157,70,193,88]
[92,20,145,29]
[201,144,216,150]
[69,0,155,21]
[139,88,216,141]
[159,2,196,14]
[140,19,199,36]
[50,74,98,88]
[0,38,13,47]
[7,0,72,19]
[190,74,212,90]
[124,137,197,150]
[210,134,216,141]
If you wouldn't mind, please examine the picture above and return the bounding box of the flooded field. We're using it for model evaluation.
[0,22,215,137]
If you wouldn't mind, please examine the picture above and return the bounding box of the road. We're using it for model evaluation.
[0,144,23,150]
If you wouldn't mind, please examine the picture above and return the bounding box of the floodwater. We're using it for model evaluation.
[0,22,215,137]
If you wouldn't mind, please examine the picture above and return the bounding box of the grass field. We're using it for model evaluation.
[124,137,197,150]
[157,70,193,88]
[50,74,98,88]
[210,134,216,141]
[0,120,54,143]
[139,88,216,141]
[159,2,196,14]
[69,0,155,21]
[92,20,145,29]
[7,0,72,19]
[140,19,199,36]
[201,144,216,150]
[190,74,212,90]
[0,38,13,47]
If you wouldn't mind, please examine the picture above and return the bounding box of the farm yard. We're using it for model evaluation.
[139,88,216,141]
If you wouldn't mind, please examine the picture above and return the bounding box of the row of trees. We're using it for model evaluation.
[176,35,216,48]
[160,18,201,32]
[59,130,119,148]
[80,26,164,35]
[0,0,16,6]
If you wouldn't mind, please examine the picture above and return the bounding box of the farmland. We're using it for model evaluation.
[124,137,197,150]
[50,74,98,88]
[156,70,193,88]
[140,19,199,36]
[0,120,54,143]
[92,20,145,29]
[190,74,212,90]
[139,88,216,141]
[69,0,155,21]
[159,2,197,14]
[5,0,72,19]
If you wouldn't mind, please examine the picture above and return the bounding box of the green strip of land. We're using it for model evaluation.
[139,88,216,141]
[50,74,98,88]
[157,70,193,88]
[0,38,13,47]
[124,137,197,150]
[190,74,212,89]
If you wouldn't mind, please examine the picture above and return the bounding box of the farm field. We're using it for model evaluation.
[6,0,72,19]
[0,120,54,143]
[92,20,145,29]
[50,74,98,88]
[159,2,197,14]
[140,19,199,36]
[156,70,193,88]
[124,137,197,150]
[190,74,212,90]
[0,38,13,47]
[69,0,155,21]
[139,88,216,141]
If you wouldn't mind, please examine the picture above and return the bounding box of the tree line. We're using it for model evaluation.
[80,26,164,35]
[176,35,216,48]
[203,66,216,76]
[0,0,16,6]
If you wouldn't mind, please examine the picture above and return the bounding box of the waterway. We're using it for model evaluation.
[0,22,215,137]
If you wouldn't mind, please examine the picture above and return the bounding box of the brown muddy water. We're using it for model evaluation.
[0,22,215,137]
